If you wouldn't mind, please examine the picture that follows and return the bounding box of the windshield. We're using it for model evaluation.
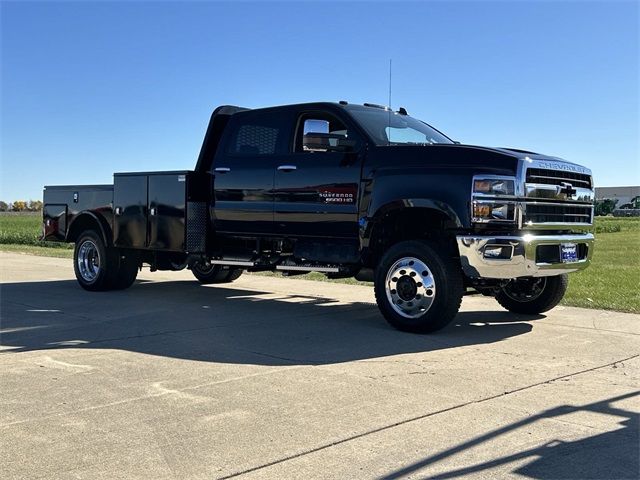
[348,108,453,146]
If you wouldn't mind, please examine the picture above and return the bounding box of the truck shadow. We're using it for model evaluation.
[381,391,639,480]
[0,279,539,365]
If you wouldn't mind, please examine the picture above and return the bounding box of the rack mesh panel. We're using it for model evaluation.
[186,202,207,252]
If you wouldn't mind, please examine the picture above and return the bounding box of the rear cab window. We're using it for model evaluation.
[220,109,291,161]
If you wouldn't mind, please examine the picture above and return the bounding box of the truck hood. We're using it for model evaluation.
[375,144,592,176]
[463,145,592,174]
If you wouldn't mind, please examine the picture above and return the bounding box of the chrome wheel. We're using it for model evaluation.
[77,239,101,282]
[503,277,547,302]
[385,257,436,319]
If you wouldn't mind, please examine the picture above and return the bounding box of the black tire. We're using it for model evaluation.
[191,262,243,284]
[225,268,243,282]
[496,274,569,314]
[73,230,119,291]
[374,240,464,333]
[110,250,139,290]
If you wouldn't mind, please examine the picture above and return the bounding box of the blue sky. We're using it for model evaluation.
[1,0,638,201]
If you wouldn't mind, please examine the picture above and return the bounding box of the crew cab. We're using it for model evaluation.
[43,102,595,332]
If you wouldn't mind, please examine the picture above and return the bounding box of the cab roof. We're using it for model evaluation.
[221,101,394,115]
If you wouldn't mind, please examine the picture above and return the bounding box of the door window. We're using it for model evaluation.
[295,113,359,153]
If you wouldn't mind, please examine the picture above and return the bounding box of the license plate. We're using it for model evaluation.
[560,243,578,263]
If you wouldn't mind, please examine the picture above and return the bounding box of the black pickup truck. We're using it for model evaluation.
[43,102,595,332]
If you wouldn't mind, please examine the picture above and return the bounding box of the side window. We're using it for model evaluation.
[226,113,285,156]
[295,113,359,153]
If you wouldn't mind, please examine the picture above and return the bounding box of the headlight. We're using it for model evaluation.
[473,177,515,196]
[471,175,517,223]
[472,201,517,222]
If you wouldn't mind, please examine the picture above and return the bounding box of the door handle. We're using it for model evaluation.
[214,167,231,173]
[277,165,297,172]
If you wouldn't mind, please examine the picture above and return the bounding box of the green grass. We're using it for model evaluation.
[593,216,640,233]
[562,228,639,312]
[1,213,638,313]
[0,212,73,250]
[0,243,74,258]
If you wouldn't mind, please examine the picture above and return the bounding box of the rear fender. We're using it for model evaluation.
[67,211,113,246]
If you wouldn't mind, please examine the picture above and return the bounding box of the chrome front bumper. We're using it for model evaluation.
[456,233,594,279]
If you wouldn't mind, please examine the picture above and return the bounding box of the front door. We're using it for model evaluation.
[274,111,363,238]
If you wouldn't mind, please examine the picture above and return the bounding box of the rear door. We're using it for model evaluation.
[274,110,364,238]
[211,109,292,236]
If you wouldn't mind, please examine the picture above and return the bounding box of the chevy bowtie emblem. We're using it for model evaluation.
[558,181,577,198]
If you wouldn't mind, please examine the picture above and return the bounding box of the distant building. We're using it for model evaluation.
[595,186,640,206]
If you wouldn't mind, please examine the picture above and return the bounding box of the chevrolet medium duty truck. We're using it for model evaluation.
[43,102,595,333]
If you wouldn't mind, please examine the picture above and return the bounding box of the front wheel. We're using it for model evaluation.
[496,274,568,314]
[191,261,243,284]
[374,240,464,333]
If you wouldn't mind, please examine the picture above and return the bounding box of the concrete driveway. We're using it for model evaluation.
[1,252,638,479]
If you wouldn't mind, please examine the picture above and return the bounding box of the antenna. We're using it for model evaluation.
[388,59,392,110]
[388,59,392,145]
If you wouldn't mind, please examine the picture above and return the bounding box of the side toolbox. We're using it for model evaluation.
[42,185,114,242]
[113,171,210,253]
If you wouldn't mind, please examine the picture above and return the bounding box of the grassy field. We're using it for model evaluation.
[1,213,638,313]
[0,212,73,249]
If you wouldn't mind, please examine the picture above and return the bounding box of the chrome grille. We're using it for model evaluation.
[523,203,593,225]
[522,163,594,229]
[525,168,592,189]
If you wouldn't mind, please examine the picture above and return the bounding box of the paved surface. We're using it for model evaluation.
[0,252,638,479]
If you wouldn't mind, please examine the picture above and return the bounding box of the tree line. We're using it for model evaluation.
[0,200,43,212]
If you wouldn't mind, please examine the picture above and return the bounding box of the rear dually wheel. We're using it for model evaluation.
[74,230,139,291]
[74,230,118,291]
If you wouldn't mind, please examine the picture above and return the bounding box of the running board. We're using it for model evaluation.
[210,260,255,267]
[276,265,339,273]
[208,259,340,273]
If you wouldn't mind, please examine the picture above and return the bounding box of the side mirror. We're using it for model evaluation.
[303,132,356,152]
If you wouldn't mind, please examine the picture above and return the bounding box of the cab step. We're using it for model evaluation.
[276,264,339,273]
[209,259,255,267]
